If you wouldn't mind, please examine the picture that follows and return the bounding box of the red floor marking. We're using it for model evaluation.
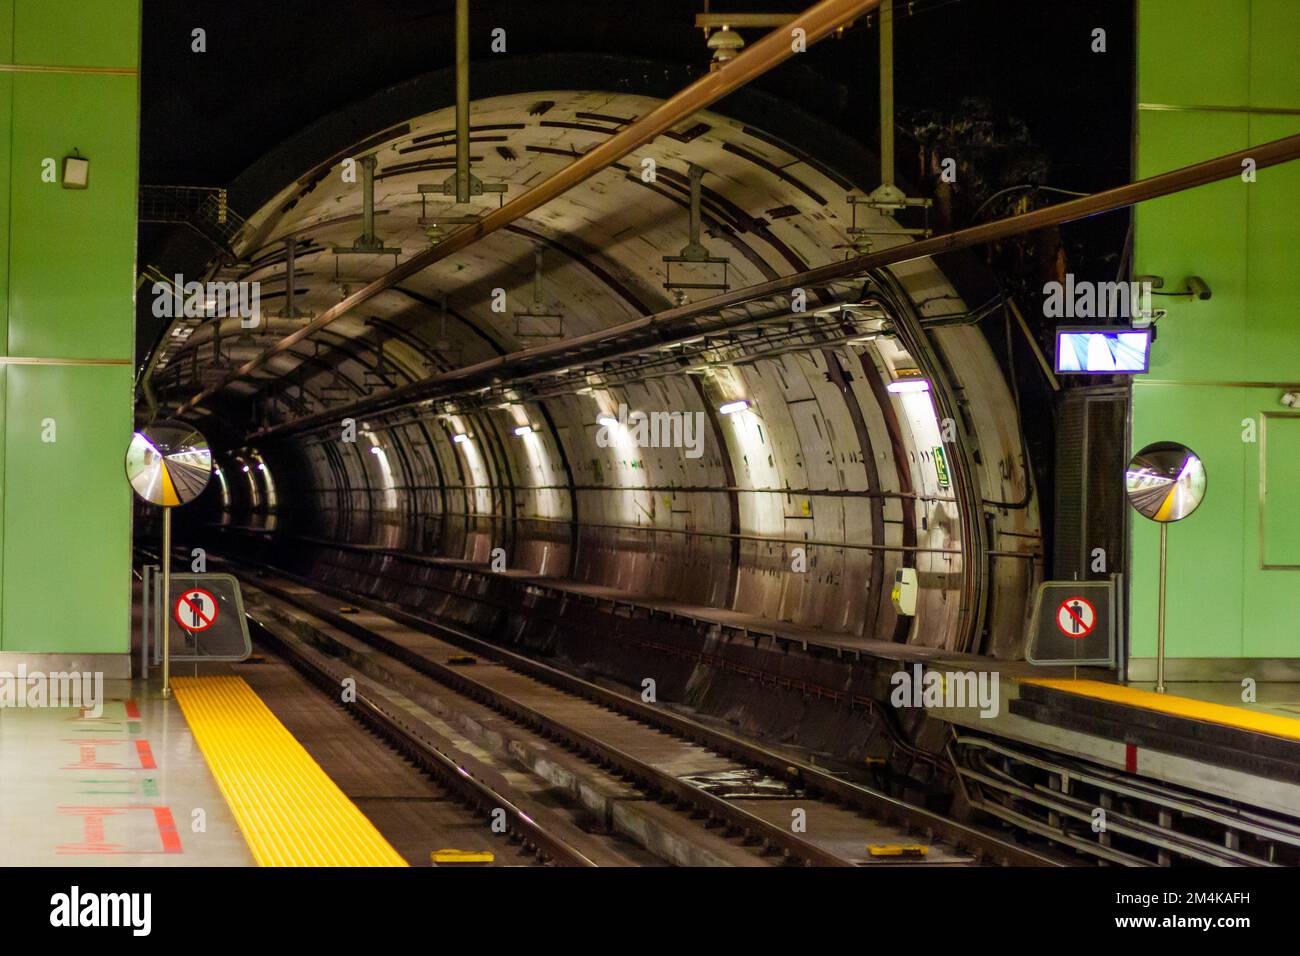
[55,807,126,854]
[61,738,156,770]
[134,740,157,770]
[153,807,182,852]
[55,805,183,855]
[1125,743,1138,773]
[124,700,141,720]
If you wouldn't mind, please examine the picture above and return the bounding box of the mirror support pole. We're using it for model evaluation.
[1155,522,1168,694]
[161,507,172,698]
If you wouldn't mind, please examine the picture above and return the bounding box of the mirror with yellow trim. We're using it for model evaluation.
[1125,441,1207,523]
[125,421,212,507]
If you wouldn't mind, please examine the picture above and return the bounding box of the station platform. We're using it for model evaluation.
[0,672,410,867]
[1012,677,1300,784]
[0,680,254,866]
[924,668,1300,822]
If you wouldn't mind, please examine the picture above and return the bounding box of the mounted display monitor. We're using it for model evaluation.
[1055,327,1151,374]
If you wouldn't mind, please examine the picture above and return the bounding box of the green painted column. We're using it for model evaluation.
[1132,0,1300,663]
[0,0,139,656]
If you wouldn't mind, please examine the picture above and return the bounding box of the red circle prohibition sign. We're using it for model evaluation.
[175,587,219,633]
[1056,596,1096,639]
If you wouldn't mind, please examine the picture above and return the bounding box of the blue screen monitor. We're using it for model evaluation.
[1055,327,1151,374]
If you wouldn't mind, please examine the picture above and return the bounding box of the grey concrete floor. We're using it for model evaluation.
[0,678,254,866]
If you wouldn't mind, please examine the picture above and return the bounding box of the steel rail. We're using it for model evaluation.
[241,131,1300,439]
[223,555,1059,866]
[248,578,857,866]
[252,612,598,866]
[177,0,880,415]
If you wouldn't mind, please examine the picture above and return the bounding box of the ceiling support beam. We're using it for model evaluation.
[177,0,883,414]
[247,130,1300,439]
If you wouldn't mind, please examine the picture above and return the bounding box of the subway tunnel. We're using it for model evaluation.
[153,65,1040,665]
[8,0,1299,893]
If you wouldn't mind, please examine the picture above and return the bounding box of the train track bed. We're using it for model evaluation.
[234,565,1057,867]
[231,646,546,867]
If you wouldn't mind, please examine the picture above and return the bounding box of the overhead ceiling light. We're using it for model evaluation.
[513,424,535,437]
[597,415,619,429]
[369,447,382,455]
[886,374,930,394]
[452,433,470,444]
[718,400,749,415]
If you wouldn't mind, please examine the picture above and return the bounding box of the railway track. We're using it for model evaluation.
[232,647,558,867]
[226,559,1058,867]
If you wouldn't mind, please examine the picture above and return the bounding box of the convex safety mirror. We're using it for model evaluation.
[126,421,213,507]
[1125,441,1206,523]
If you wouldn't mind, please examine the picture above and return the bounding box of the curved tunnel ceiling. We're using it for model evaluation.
[155,81,1041,660]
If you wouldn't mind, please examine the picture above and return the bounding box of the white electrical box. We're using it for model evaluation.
[891,567,918,616]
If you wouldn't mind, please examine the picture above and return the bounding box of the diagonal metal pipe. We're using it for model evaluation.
[177,0,881,414]
[245,131,1300,440]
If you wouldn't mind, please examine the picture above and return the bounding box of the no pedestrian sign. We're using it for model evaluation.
[1056,596,1096,639]
[1027,581,1114,666]
[175,587,219,633]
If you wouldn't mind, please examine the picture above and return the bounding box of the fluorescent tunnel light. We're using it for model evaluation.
[886,379,930,394]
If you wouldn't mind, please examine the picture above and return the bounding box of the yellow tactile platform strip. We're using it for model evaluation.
[171,676,408,867]
[1022,679,1300,743]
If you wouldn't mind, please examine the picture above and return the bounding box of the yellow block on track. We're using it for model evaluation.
[172,675,407,867]
[1022,678,1300,742]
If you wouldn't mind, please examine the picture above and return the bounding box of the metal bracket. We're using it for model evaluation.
[664,164,730,296]
[333,155,402,257]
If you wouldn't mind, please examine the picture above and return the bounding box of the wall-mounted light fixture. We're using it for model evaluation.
[718,399,749,415]
[62,150,89,189]
[513,424,536,437]
[886,368,931,393]
[452,433,471,444]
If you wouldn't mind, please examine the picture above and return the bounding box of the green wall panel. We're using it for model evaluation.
[0,0,138,655]
[1129,383,1247,658]
[1135,111,1249,383]
[0,74,10,350]
[1,365,131,652]
[7,72,137,359]
[12,0,139,69]
[1245,114,1300,381]
[1133,0,1300,662]
[1249,0,1300,109]
[1260,414,1300,569]
[1137,0,1250,107]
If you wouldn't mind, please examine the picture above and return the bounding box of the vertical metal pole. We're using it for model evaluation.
[284,235,297,317]
[161,509,172,698]
[878,0,894,188]
[688,164,704,248]
[455,0,471,203]
[141,565,150,679]
[533,246,544,308]
[1155,522,1168,694]
[361,155,377,242]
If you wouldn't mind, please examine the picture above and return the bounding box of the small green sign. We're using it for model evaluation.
[933,446,950,489]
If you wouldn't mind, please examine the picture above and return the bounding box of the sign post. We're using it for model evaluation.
[125,421,213,698]
[1124,441,1207,694]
